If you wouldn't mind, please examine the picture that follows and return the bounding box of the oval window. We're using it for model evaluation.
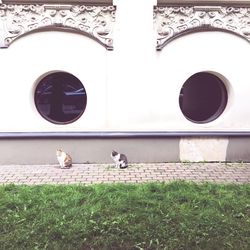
[179,72,228,123]
[35,72,87,124]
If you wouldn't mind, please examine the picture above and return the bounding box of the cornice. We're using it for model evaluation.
[157,1,250,6]
[154,4,250,50]
[0,3,116,50]
[2,0,113,5]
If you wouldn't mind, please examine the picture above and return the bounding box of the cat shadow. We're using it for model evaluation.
[54,165,72,169]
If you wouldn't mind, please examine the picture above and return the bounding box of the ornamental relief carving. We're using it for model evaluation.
[154,5,250,50]
[0,3,115,50]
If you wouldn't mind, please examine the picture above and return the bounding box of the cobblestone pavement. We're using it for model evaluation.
[0,163,249,185]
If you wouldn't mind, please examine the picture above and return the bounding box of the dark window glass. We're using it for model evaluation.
[35,72,87,124]
[179,72,228,123]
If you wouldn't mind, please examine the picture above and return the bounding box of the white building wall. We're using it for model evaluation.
[0,0,250,133]
[1,0,250,163]
[0,31,107,132]
[0,0,250,164]
[156,31,250,132]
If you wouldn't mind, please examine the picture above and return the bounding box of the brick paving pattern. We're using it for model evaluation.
[0,163,249,185]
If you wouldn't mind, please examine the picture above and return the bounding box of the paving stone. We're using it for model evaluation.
[0,163,249,185]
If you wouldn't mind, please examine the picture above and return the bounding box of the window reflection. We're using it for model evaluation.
[35,72,87,124]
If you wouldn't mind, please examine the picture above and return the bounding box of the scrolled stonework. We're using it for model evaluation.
[0,3,116,50]
[154,5,250,50]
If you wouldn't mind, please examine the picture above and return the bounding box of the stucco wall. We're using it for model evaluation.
[0,31,107,132]
[0,0,250,132]
[1,0,250,163]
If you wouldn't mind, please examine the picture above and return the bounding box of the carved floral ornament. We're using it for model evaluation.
[0,3,116,50]
[154,5,250,50]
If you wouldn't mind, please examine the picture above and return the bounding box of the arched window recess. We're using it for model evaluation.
[154,0,250,50]
[0,0,115,50]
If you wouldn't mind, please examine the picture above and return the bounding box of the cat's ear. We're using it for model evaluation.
[111,150,117,156]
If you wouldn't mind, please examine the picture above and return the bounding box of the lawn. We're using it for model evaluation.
[0,182,249,249]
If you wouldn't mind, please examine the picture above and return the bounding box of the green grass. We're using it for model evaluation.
[0,182,249,250]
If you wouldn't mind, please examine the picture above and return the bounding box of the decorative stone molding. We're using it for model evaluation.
[154,5,250,50]
[157,0,250,5]
[0,3,116,50]
[2,0,113,4]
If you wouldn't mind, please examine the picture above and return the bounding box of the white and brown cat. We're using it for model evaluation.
[56,149,72,169]
[111,150,128,169]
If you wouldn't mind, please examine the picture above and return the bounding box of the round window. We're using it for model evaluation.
[35,72,87,124]
[179,72,228,123]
